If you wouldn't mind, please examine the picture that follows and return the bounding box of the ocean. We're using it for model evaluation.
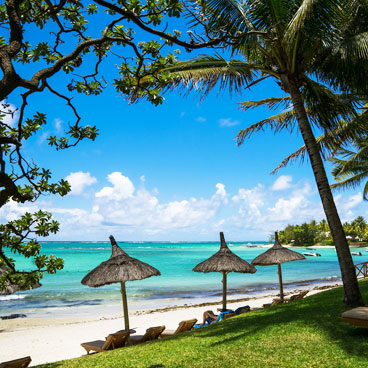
[1,241,366,318]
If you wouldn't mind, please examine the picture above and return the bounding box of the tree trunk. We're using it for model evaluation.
[288,80,363,307]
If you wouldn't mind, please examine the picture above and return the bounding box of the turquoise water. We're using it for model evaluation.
[1,241,367,318]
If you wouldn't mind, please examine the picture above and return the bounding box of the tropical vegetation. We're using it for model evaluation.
[278,217,368,246]
[35,279,368,368]
[0,0,223,293]
[129,0,368,306]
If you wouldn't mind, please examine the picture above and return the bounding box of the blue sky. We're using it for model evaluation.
[1,13,365,241]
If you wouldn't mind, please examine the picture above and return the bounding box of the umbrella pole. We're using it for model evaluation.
[120,281,130,331]
[277,264,284,302]
[222,271,227,311]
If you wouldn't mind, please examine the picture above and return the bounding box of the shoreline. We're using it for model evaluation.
[0,283,340,366]
[0,275,341,320]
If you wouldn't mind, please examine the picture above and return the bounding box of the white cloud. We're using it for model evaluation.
[343,193,362,211]
[10,170,363,241]
[267,196,307,221]
[266,183,323,225]
[94,177,225,231]
[65,171,97,195]
[271,175,292,191]
[52,207,104,228]
[54,118,63,133]
[0,101,19,127]
[196,116,206,123]
[95,172,134,200]
[38,130,49,145]
[232,184,265,220]
[0,200,31,222]
[214,183,228,204]
[218,118,240,127]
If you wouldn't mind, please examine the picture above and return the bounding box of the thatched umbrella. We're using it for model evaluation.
[81,235,161,331]
[0,266,41,295]
[193,232,256,311]
[252,232,306,302]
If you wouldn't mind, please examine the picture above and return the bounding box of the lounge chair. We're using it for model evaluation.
[263,290,309,308]
[130,325,165,345]
[222,311,236,320]
[193,311,236,328]
[339,307,368,327]
[263,298,284,308]
[234,305,250,315]
[81,330,130,354]
[287,290,309,302]
[0,356,31,368]
[161,319,197,338]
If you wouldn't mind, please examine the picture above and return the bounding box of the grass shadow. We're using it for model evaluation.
[190,280,368,359]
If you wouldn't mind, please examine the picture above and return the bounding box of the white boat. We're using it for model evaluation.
[351,252,363,256]
[303,252,321,257]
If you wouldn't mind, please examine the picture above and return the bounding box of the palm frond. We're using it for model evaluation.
[158,54,277,99]
[238,96,291,112]
[363,180,368,200]
[285,0,341,44]
[237,109,297,145]
[336,32,368,60]
[270,145,308,174]
[330,172,368,192]
[270,115,368,174]
[198,0,253,35]
[285,0,317,42]
[301,78,361,130]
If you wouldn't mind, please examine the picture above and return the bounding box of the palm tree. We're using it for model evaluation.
[135,0,366,305]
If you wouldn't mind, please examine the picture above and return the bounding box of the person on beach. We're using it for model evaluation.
[202,310,218,326]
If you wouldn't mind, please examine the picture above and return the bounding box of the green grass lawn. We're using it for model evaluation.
[37,280,368,368]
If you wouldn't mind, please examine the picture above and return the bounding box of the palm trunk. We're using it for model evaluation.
[288,80,363,307]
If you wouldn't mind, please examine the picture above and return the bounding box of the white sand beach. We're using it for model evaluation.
[0,286,337,367]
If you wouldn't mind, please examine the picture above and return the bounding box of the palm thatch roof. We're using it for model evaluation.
[0,266,41,295]
[193,232,256,273]
[252,232,305,266]
[81,235,161,287]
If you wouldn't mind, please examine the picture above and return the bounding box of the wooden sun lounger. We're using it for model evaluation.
[263,290,309,307]
[130,325,166,345]
[222,311,236,320]
[0,356,31,368]
[235,306,251,315]
[287,290,309,302]
[263,298,284,308]
[339,307,368,327]
[81,330,130,354]
[161,319,197,337]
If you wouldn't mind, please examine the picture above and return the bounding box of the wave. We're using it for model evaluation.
[0,294,26,301]
[56,247,109,250]
[137,246,194,249]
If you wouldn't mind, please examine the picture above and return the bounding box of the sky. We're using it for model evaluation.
[1,9,366,242]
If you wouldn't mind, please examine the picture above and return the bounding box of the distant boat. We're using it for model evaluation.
[303,252,321,257]
[306,248,314,250]
[246,244,258,248]
[351,252,363,256]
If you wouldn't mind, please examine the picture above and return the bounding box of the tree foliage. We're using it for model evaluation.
[0,0,236,293]
[278,216,368,246]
